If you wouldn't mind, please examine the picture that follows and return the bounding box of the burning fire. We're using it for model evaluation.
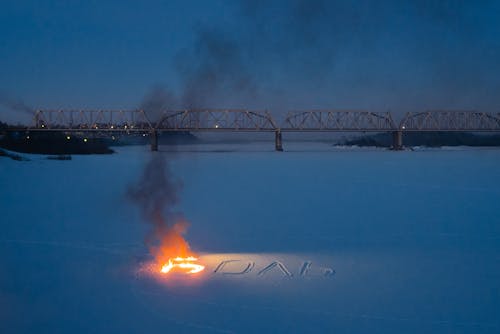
[128,154,205,278]
[152,222,205,275]
[160,256,205,274]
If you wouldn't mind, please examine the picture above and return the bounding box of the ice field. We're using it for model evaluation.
[1,143,499,333]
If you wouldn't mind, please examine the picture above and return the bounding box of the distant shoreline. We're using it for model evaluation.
[2,127,500,157]
[0,129,197,155]
[337,132,500,148]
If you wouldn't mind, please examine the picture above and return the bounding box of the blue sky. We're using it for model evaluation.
[1,0,500,123]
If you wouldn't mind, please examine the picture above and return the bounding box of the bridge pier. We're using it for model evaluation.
[392,130,403,150]
[275,129,283,151]
[150,130,158,151]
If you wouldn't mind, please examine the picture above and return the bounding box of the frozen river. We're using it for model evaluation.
[1,143,499,333]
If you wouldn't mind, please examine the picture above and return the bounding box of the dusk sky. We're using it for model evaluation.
[1,0,500,123]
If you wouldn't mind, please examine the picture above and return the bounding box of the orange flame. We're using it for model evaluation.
[152,222,205,275]
[160,257,205,274]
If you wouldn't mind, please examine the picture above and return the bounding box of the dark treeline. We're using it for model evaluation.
[0,132,113,155]
[339,132,500,148]
[0,127,197,155]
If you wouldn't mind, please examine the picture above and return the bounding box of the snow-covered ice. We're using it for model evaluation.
[1,143,499,333]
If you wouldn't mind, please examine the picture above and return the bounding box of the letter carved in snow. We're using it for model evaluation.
[213,260,255,275]
[257,261,293,277]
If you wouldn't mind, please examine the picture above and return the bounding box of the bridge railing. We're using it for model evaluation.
[400,110,500,131]
[33,110,153,131]
[155,109,278,131]
[282,110,397,131]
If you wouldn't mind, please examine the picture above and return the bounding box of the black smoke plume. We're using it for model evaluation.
[140,0,500,116]
[128,154,192,263]
[139,85,178,123]
[176,27,258,108]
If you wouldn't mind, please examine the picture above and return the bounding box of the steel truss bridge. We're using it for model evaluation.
[7,109,500,151]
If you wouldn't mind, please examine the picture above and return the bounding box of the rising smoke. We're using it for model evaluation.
[140,0,500,113]
[141,26,258,111]
[139,85,178,123]
[128,154,193,264]
[0,92,34,115]
[137,0,500,115]
[176,27,258,109]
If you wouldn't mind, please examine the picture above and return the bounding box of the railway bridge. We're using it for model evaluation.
[8,109,500,151]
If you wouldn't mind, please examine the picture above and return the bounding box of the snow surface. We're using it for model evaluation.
[1,143,500,333]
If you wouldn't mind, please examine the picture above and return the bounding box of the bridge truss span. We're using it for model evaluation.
[282,110,396,131]
[400,110,500,132]
[155,109,278,131]
[33,110,153,131]
[12,108,500,151]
